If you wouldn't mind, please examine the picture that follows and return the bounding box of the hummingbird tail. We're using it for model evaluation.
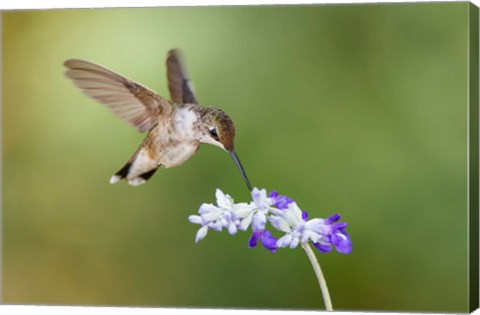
[109,149,159,186]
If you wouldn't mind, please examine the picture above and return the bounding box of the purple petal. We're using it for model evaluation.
[314,242,332,253]
[302,211,309,221]
[333,222,348,231]
[248,232,261,248]
[268,190,295,210]
[249,230,277,252]
[331,231,352,254]
[269,191,279,198]
[325,214,341,225]
[260,230,277,252]
[275,196,295,210]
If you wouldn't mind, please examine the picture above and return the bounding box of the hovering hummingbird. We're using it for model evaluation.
[64,49,252,190]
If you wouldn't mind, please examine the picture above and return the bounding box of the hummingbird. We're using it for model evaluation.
[63,49,252,190]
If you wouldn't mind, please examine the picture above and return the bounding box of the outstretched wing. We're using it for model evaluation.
[64,59,172,132]
[166,49,198,104]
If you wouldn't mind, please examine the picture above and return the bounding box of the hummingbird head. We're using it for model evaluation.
[200,107,252,191]
[201,107,235,151]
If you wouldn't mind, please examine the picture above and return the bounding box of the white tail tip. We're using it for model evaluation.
[109,175,121,184]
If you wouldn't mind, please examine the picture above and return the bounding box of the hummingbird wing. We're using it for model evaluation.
[64,59,172,132]
[166,49,198,104]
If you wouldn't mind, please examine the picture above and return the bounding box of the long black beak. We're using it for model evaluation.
[229,150,252,191]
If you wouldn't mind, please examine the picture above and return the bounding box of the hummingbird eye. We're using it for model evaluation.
[209,128,219,140]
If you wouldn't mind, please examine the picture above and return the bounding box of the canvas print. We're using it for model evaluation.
[2,2,479,313]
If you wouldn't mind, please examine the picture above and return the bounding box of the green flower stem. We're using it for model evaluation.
[301,242,333,311]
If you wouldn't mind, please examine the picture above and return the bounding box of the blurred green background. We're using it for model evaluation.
[2,2,471,312]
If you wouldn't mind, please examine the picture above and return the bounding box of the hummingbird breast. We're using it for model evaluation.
[148,106,201,168]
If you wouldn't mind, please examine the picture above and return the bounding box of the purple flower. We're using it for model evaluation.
[330,222,352,254]
[269,191,294,210]
[314,214,352,254]
[313,242,332,253]
[272,205,352,254]
[273,203,327,249]
[249,230,277,252]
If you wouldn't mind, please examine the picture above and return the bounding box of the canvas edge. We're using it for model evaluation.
[469,1,480,313]
[0,9,4,305]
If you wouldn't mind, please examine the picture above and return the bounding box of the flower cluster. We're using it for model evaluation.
[189,188,352,254]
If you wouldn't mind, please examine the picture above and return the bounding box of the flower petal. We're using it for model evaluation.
[269,191,295,209]
[248,231,261,248]
[199,203,219,215]
[195,225,209,242]
[260,230,277,252]
[301,211,309,221]
[227,221,238,235]
[289,236,300,249]
[304,218,327,234]
[202,211,223,222]
[239,212,254,231]
[252,211,267,232]
[252,188,268,209]
[314,242,332,253]
[211,221,223,232]
[277,234,293,248]
[301,229,321,243]
[325,214,341,225]
[269,191,279,198]
[331,231,352,254]
[276,196,295,210]
[215,189,232,209]
[188,215,203,225]
[233,203,256,218]
[333,222,348,231]
[268,215,291,233]
[286,202,304,226]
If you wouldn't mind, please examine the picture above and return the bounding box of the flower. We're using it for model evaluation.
[269,191,294,210]
[271,207,352,254]
[189,187,351,255]
[314,214,352,254]
[188,187,350,312]
[248,229,278,252]
[249,188,271,232]
[188,189,255,242]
